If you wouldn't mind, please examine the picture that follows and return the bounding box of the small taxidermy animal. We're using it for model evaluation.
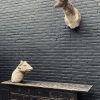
[11,60,33,83]
[55,0,81,29]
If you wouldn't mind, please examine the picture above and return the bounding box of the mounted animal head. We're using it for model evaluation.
[55,0,81,29]
[17,60,33,72]
[55,0,68,8]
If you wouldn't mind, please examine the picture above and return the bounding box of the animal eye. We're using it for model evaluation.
[18,67,21,69]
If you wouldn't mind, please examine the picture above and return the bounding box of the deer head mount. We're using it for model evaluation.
[55,0,81,29]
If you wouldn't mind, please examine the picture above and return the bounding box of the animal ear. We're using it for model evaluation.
[60,0,68,3]
[24,61,27,63]
[20,60,24,64]
[58,0,65,2]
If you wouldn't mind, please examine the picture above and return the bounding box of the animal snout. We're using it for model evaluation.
[29,67,33,71]
[31,67,33,70]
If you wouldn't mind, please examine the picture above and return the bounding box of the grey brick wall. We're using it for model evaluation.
[0,0,100,100]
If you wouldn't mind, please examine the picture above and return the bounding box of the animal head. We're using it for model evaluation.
[55,0,68,8]
[17,60,33,72]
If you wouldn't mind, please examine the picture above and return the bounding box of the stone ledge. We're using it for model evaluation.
[1,80,93,93]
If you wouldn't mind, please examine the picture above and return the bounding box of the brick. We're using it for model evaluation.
[10,93,24,100]
[10,86,30,95]
[30,88,50,97]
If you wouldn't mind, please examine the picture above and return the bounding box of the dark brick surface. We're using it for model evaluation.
[0,88,9,100]
[0,0,100,100]
[10,87,77,100]
[10,86,30,95]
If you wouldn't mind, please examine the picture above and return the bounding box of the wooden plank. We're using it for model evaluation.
[1,80,93,93]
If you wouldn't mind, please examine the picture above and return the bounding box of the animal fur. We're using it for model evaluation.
[11,60,33,83]
[55,0,81,29]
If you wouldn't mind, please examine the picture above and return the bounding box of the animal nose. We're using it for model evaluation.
[30,67,33,70]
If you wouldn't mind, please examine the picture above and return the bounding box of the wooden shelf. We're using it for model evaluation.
[1,80,93,93]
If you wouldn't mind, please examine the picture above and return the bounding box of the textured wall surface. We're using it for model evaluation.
[9,86,77,100]
[0,0,100,100]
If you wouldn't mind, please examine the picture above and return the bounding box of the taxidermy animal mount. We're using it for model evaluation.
[11,60,33,83]
[55,0,81,29]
